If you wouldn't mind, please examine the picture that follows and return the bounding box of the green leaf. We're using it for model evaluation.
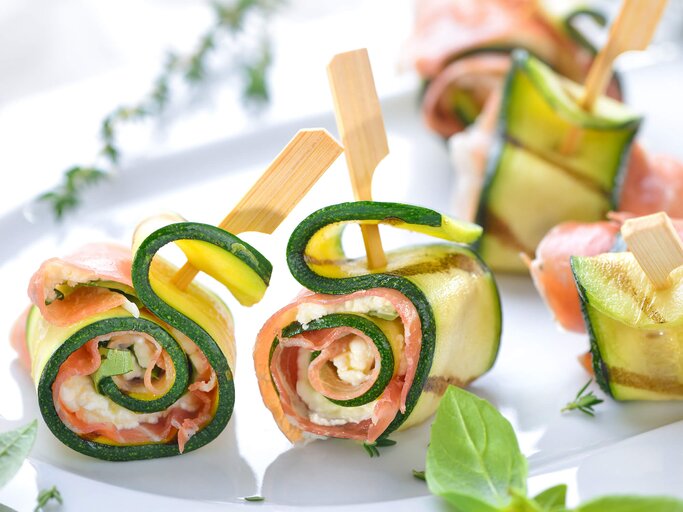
[92,348,135,387]
[426,386,528,511]
[575,495,683,511]
[242,495,265,502]
[533,484,567,511]
[0,421,38,488]
[504,490,542,512]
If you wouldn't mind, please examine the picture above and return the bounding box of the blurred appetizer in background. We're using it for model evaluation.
[406,0,621,138]
[571,212,683,400]
[464,50,640,272]
[254,202,501,444]
[529,213,683,334]
[10,213,271,460]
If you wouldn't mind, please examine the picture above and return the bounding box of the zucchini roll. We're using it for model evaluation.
[11,213,271,460]
[407,0,621,137]
[254,202,501,443]
[530,215,683,334]
[572,252,683,401]
[474,50,641,272]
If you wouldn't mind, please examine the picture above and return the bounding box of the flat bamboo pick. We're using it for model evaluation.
[172,129,343,290]
[621,212,683,289]
[561,0,667,153]
[327,48,388,270]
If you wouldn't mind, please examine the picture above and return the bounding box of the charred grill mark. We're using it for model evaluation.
[390,252,483,277]
[607,266,666,324]
[423,375,473,396]
[303,254,354,266]
[304,252,484,277]
[610,366,683,395]
[504,134,610,198]
[485,210,534,256]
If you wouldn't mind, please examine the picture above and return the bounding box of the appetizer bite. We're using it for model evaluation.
[529,214,683,334]
[466,50,641,272]
[254,202,501,443]
[572,213,683,400]
[406,0,621,137]
[11,213,271,460]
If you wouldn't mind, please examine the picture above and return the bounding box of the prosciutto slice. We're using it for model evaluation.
[254,288,421,443]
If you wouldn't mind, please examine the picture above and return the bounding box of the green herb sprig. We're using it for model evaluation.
[363,438,396,458]
[424,386,683,511]
[34,486,62,512]
[562,379,604,417]
[38,0,281,220]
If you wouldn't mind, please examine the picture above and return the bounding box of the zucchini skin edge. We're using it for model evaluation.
[571,256,614,398]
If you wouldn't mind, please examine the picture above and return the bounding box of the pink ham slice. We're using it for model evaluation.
[407,0,615,138]
[254,288,422,443]
[28,243,134,327]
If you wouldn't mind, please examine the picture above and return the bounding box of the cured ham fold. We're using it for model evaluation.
[407,0,622,138]
[254,202,501,443]
[11,213,271,461]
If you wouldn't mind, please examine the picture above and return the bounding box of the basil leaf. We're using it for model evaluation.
[505,490,543,512]
[92,348,135,387]
[0,421,37,488]
[426,386,528,511]
[575,495,683,511]
[533,484,568,511]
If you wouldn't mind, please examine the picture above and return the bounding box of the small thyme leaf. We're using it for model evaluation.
[242,495,265,502]
[34,486,62,512]
[413,469,426,481]
[363,442,379,458]
[375,437,397,447]
[363,438,395,457]
[562,379,604,417]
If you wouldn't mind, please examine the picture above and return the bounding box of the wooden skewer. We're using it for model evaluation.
[621,212,683,289]
[327,49,388,270]
[561,0,668,153]
[172,129,343,290]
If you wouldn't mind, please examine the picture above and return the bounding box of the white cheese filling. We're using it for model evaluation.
[59,375,199,430]
[296,296,398,327]
[296,349,376,426]
[331,338,375,386]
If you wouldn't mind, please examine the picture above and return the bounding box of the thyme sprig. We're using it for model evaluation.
[562,379,604,417]
[38,0,281,220]
[362,437,397,458]
[34,486,62,512]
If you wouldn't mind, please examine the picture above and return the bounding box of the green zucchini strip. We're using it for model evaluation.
[475,50,641,272]
[33,221,271,461]
[258,201,501,441]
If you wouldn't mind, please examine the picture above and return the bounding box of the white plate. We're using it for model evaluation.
[2,57,683,511]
